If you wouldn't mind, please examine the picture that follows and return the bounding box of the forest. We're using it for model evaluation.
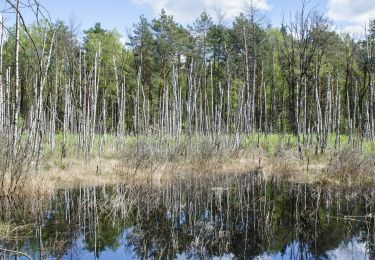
[2,0,375,258]
[0,0,375,194]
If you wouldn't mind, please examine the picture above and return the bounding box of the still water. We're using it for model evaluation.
[1,173,375,259]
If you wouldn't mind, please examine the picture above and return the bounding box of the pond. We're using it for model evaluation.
[1,173,375,259]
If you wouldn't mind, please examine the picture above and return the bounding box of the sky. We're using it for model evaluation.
[2,0,375,40]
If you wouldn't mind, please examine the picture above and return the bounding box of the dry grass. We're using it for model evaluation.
[261,147,375,186]
[0,221,9,239]
[40,158,122,188]
[325,149,375,186]
[29,147,375,194]
[30,146,263,192]
[3,140,375,197]
[265,150,302,179]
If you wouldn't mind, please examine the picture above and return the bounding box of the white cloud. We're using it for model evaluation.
[333,24,366,39]
[327,0,375,24]
[326,239,368,259]
[132,0,271,24]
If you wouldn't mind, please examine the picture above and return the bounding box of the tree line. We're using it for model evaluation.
[0,0,375,160]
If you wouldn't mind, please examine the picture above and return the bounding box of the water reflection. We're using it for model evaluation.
[1,174,375,259]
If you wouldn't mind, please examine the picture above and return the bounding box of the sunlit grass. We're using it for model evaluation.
[41,132,375,161]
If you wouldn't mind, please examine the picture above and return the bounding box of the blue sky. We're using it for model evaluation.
[2,0,375,39]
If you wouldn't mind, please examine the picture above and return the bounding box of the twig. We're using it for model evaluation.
[0,248,32,260]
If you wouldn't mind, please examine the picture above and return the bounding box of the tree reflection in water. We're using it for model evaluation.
[1,173,375,259]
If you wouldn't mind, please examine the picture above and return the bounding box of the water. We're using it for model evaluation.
[1,173,375,259]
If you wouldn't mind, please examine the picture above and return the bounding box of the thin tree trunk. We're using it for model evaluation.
[134,65,141,135]
[0,17,4,133]
[210,61,214,135]
[335,95,341,148]
[236,84,245,149]
[243,27,250,134]
[270,46,276,134]
[13,0,21,150]
[296,80,302,157]
[370,81,374,140]
[315,75,322,154]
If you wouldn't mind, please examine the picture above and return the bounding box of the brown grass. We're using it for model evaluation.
[325,149,375,186]
[3,145,375,197]
[0,222,9,239]
[41,158,122,188]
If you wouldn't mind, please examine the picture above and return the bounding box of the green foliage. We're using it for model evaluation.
[84,22,124,90]
[1,4,375,148]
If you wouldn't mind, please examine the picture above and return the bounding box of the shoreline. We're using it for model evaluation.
[17,147,373,196]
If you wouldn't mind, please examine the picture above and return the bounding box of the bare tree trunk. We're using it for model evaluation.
[354,80,358,139]
[332,72,339,144]
[172,64,177,136]
[63,81,70,143]
[365,101,370,139]
[76,50,82,150]
[251,39,257,133]
[186,59,193,147]
[347,91,353,144]
[192,67,198,134]
[159,83,165,146]
[335,95,341,148]
[365,26,374,141]
[91,45,101,149]
[51,67,58,150]
[6,68,10,138]
[225,53,231,134]
[13,0,21,150]
[0,17,4,133]
[270,46,276,134]
[120,77,126,137]
[328,76,332,136]
[198,77,202,133]
[243,27,250,134]
[210,61,214,135]
[216,82,224,149]
[260,60,267,135]
[370,81,374,140]
[315,75,322,154]
[323,75,331,149]
[83,54,90,155]
[177,63,182,141]
[281,86,285,135]
[296,80,302,157]
[134,65,141,135]
[141,80,147,134]
[236,84,245,149]
[303,77,307,139]
[102,90,107,144]
[35,31,55,164]
[165,82,169,135]
[258,64,263,134]
[113,56,120,137]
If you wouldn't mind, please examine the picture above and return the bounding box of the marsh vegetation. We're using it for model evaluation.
[0,0,374,194]
[0,0,375,258]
